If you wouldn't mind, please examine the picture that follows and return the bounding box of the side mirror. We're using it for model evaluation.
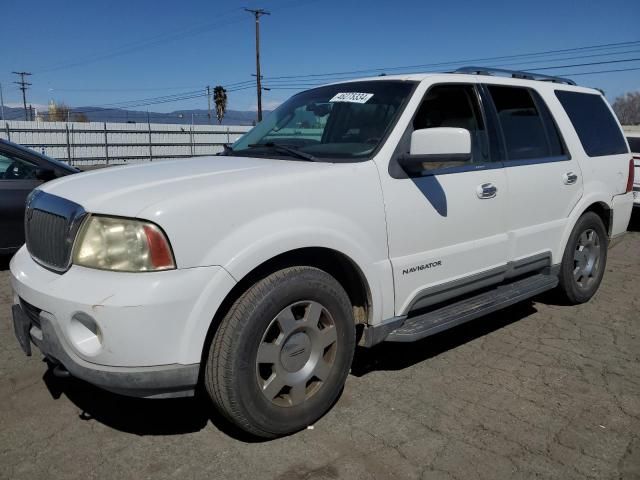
[398,127,472,172]
[35,168,56,182]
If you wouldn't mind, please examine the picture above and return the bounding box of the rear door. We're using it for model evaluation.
[482,84,583,267]
[0,151,41,251]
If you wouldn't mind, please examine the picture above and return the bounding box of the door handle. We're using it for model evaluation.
[477,183,497,199]
[563,172,578,185]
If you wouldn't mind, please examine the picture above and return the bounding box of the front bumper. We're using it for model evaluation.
[10,246,237,398]
[12,302,198,398]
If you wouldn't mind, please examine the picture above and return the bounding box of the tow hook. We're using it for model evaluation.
[52,364,71,378]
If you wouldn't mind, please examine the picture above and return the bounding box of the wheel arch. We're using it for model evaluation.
[557,195,613,264]
[197,247,374,380]
[582,201,612,236]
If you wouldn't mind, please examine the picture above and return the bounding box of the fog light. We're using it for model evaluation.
[68,312,102,356]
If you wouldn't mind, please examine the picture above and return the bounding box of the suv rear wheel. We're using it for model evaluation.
[204,266,356,438]
[558,212,608,304]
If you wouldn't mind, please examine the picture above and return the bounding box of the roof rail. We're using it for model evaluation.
[454,66,576,86]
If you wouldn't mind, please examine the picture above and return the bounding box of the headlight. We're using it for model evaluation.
[73,216,175,272]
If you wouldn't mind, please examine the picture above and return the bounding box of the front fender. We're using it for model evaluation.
[210,208,394,325]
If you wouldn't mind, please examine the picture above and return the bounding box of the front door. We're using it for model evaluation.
[379,82,509,315]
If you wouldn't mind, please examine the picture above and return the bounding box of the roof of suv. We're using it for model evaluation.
[328,69,600,95]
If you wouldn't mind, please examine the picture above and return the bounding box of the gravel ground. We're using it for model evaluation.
[1,213,639,480]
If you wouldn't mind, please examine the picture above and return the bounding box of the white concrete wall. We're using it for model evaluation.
[0,121,252,165]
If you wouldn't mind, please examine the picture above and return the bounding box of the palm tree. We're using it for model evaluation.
[214,86,228,124]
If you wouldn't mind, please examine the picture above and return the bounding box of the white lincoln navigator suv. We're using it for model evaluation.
[10,67,635,438]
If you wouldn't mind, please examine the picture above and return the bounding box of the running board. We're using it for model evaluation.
[385,274,558,343]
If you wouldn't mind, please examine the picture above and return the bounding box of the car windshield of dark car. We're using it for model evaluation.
[0,140,78,173]
[231,81,415,162]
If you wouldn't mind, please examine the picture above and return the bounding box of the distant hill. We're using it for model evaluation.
[1,106,267,126]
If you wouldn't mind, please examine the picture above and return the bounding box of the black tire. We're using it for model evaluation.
[204,266,356,438]
[557,212,608,304]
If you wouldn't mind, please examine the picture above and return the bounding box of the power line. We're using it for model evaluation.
[261,57,640,90]
[560,66,640,76]
[38,39,640,97]
[32,0,317,75]
[34,8,249,73]
[64,84,255,115]
[528,57,640,71]
[489,48,640,69]
[3,65,635,120]
[14,40,640,116]
[261,39,640,81]
[41,46,640,96]
[97,41,640,108]
[48,86,204,92]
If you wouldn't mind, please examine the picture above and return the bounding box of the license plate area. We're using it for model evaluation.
[12,305,32,356]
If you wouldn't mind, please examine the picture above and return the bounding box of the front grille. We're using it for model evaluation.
[26,209,70,270]
[24,191,86,273]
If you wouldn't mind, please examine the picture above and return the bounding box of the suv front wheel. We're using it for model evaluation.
[558,212,608,304]
[204,266,356,438]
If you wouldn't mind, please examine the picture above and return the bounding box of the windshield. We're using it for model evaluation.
[1,139,79,172]
[231,80,416,162]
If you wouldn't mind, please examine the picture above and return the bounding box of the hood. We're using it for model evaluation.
[40,155,332,217]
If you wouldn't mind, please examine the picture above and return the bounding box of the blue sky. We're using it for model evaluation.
[1,0,639,115]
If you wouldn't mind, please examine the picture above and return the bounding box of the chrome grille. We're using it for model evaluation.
[24,191,86,273]
[26,209,70,270]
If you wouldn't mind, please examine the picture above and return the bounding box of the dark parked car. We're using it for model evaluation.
[0,139,78,253]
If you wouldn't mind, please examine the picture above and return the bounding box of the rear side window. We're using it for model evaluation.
[488,85,565,161]
[555,91,628,157]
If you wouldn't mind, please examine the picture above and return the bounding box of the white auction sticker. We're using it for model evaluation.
[329,92,374,104]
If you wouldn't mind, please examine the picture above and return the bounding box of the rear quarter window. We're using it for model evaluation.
[627,137,640,154]
[555,91,628,157]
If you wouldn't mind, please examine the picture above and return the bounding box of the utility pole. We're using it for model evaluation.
[206,86,212,124]
[12,71,32,121]
[0,82,5,120]
[245,8,270,122]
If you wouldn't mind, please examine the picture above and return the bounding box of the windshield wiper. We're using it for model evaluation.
[217,144,234,155]
[247,142,317,162]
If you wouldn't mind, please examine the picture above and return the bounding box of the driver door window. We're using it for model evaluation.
[412,84,491,166]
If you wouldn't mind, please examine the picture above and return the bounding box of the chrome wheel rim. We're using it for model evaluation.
[256,301,338,407]
[573,228,601,290]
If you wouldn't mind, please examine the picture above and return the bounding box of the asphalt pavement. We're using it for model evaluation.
[1,213,639,479]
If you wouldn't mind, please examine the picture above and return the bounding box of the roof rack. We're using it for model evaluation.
[453,66,576,86]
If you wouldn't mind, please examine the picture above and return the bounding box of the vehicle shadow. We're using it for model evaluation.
[42,300,538,440]
[351,300,537,376]
[628,208,640,232]
[42,370,262,442]
[0,255,11,271]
